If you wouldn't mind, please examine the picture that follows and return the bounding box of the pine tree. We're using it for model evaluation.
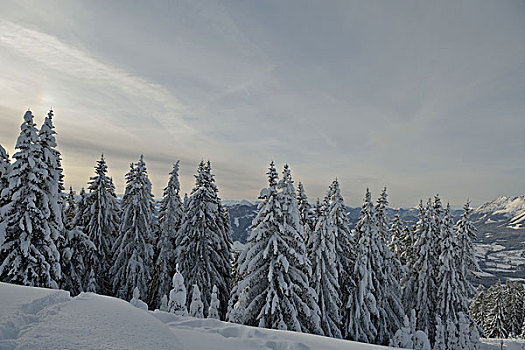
[436,204,466,325]
[504,281,524,337]
[152,161,183,308]
[208,285,221,319]
[175,161,231,319]
[63,187,77,229]
[308,194,342,338]
[168,264,188,316]
[60,226,95,296]
[189,284,204,318]
[236,162,321,334]
[83,155,120,294]
[347,188,379,343]
[404,198,438,342]
[0,111,61,287]
[0,144,10,247]
[111,157,155,301]
[470,285,487,335]
[486,281,508,338]
[456,200,480,296]
[327,179,356,338]
[433,316,446,350]
[374,188,405,344]
[130,286,148,311]
[297,182,314,243]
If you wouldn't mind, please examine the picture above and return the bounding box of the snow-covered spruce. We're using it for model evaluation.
[485,280,508,338]
[60,226,96,296]
[346,188,379,343]
[307,194,342,338]
[455,200,480,296]
[0,144,10,246]
[168,264,188,316]
[111,156,154,301]
[404,198,439,343]
[208,285,221,319]
[151,161,183,309]
[175,161,231,319]
[504,281,524,337]
[130,286,148,311]
[0,111,61,287]
[374,188,405,344]
[83,155,120,294]
[326,179,355,338]
[297,181,315,244]
[189,284,204,318]
[63,187,78,229]
[235,162,322,334]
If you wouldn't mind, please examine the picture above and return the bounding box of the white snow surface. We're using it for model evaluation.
[0,282,397,349]
[0,282,515,350]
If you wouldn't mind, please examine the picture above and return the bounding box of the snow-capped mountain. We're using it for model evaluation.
[473,195,525,229]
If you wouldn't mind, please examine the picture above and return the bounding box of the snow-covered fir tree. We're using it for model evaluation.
[388,211,407,267]
[208,285,220,319]
[189,284,204,318]
[390,315,414,349]
[307,194,342,338]
[151,161,183,308]
[470,285,487,335]
[446,319,459,349]
[457,312,471,350]
[63,187,77,229]
[236,162,322,334]
[436,204,467,325]
[485,281,508,338]
[111,157,155,301]
[504,281,524,337]
[175,161,231,319]
[0,111,61,287]
[38,109,65,232]
[0,144,10,213]
[130,286,148,311]
[83,155,120,294]
[60,226,95,296]
[433,316,446,350]
[374,188,405,344]
[404,198,439,342]
[159,295,168,312]
[455,200,480,296]
[327,179,355,338]
[297,181,314,243]
[168,264,188,316]
[347,188,379,343]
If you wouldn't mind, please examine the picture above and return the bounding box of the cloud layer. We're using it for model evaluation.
[0,0,524,207]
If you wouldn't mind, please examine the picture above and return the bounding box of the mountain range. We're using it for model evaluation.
[225,196,525,287]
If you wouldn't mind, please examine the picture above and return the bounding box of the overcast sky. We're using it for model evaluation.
[1,0,524,207]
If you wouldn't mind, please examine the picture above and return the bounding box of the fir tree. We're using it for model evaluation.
[327,179,355,338]
[433,316,446,350]
[0,144,10,246]
[175,161,231,319]
[208,285,221,319]
[152,161,183,308]
[83,155,120,294]
[374,188,405,344]
[470,285,487,336]
[389,211,407,266]
[168,264,188,316]
[456,200,480,296]
[504,281,524,337]
[436,204,467,324]
[60,226,95,296]
[486,281,508,338]
[236,162,321,334]
[130,286,148,311]
[446,319,459,349]
[308,194,342,338]
[0,111,61,287]
[390,315,414,349]
[347,188,379,343]
[297,182,314,243]
[111,157,155,300]
[189,284,204,318]
[63,187,77,229]
[404,199,438,342]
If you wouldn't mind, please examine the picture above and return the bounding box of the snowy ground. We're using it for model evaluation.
[1,282,523,349]
[0,282,392,349]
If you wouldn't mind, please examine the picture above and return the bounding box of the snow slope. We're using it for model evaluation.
[0,282,520,349]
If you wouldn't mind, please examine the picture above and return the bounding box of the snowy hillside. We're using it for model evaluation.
[0,282,393,350]
[1,282,521,349]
